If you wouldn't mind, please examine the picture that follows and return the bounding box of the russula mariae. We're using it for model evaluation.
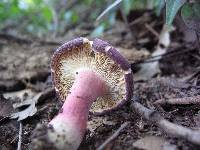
[32,37,133,150]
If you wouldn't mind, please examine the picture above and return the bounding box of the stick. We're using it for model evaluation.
[154,95,200,105]
[0,116,8,124]
[131,44,195,65]
[96,122,129,150]
[131,99,200,145]
[17,122,22,150]
[145,23,159,39]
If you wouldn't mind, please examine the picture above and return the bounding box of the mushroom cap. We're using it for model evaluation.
[51,37,133,115]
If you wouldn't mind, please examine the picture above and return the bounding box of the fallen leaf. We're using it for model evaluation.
[132,135,177,150]
[134,25,172,81]
[10,102,37,121]
[10,93,42,121]
[134,61,161,81]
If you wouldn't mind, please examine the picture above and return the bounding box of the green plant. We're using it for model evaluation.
[0,0,112,37]
[0,0,55,37]
[97,0,200,38]
[0,0,199,38]
[181,2,200,35]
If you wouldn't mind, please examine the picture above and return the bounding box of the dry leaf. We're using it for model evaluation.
[132,136,177,150]
[10,93,42,121]
[134,25,172,81]
[10,102,37,121]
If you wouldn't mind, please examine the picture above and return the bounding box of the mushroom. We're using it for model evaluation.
[32,37,133,150]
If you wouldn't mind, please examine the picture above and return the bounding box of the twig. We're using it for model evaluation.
[10,135,18,144]
[96,122,129,150]
[129,16,144,26]
[129,12,150,26]
[181,68,200,82]
[131,98,200,145]
[96,0,123,21]
[145,23,159,39]
[131,46,195,65]
[154,95,200,105]
[17,122,22,150]
[0,116,8,124]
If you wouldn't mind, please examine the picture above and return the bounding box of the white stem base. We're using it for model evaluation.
[49,116,82,150]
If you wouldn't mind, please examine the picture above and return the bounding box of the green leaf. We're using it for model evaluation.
[132,0,146,9]
[63,11,73,21]
[41,6,53,23]
[32,0,43,5]
[193,3,200,18]
[166,0,186,25]
[155,0,165,16]
[63,11,79,24]
[71,11,79,24]
[83,0,93,5]
[181,2,200,33]
[181,3,193,18]
[108,12,116,26]
[123,0,134,14]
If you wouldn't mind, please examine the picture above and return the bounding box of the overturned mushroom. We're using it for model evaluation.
[32,37,133,150]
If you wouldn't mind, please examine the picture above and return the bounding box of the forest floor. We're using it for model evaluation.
[0,11,200,150]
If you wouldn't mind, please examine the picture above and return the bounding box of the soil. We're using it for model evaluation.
[0,11,200,150]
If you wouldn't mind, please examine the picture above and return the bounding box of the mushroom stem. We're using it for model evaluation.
[49,71,108,150]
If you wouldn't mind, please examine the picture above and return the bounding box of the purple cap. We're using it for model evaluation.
[51,37,134,115]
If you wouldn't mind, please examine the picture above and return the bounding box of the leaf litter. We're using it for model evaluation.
[10,92,42,121]
[0,94,14,118]
[134,25,172,81]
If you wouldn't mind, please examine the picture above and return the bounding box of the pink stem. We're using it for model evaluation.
[49,71,107,149]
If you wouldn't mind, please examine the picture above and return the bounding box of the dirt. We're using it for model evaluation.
[0,11,200,150]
